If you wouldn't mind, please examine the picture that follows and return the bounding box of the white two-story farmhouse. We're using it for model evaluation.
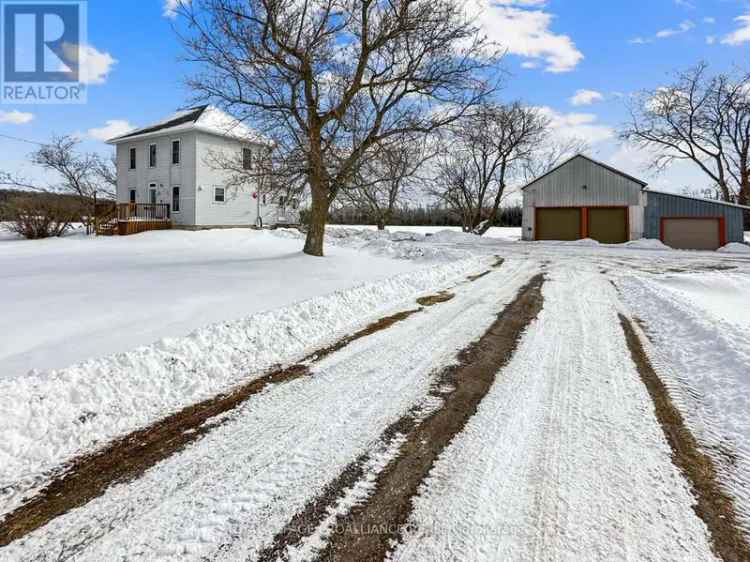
[106,105,299,234]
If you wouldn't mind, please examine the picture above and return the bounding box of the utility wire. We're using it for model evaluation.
[0,132,45,146]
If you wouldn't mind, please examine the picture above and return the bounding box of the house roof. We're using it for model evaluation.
[520,154,648,191]
[106,105,267,145]
[644,188,750,210]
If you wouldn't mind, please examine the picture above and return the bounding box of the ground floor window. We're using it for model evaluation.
[172,186,180,213]
[214,187,225,202]
[129,189,136,203]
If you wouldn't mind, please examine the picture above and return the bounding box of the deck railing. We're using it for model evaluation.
[117,203,171,222]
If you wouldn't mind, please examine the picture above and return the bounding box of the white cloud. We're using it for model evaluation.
[655,20,695,38]
[536,106,614,145]
[703,17,716,24]
[0,110,34,124]
[570,89,603,106]
[706,35,716,45]
[163,0,190,18]
[722,14,750,45]
[473,3,583,73]
[628,37,650,45]
[60,43,117,84]
[86,120,134,141]
[520,61,539,69]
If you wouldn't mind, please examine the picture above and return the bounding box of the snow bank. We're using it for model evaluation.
[0,256,488,516]
[622,238,670,250]
[718,242,750,254]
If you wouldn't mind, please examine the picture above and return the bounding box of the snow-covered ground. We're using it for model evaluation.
[2,225,750,560]
[328,224,523,241]
[0,228,424,380]
[617,269,750,534]
[2,258,540,560]
[393,265,716,561]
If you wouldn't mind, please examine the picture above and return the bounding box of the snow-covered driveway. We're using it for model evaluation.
[2,227,750,561]
[2,259,540,560]
[393,264,716,561]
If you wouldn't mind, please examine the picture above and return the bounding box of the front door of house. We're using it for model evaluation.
[149,184,157,204]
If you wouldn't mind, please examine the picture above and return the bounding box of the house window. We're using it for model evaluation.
[214,187,225,202]
[242,148,252,170]
[129,148,136,170]
[262,194,267,205]
[129,189,136,203]
[172,186,180,213]
[149,143,157,168]
[172,140,181,165]
[277,195,286,207]
[149,184,157,204]
[290,198,298,210]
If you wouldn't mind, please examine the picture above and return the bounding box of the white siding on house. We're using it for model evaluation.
[194,133,260,227]
[522,156,646,241]
[116,132,197,226]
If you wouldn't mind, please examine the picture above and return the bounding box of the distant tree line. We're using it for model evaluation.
[301,203,523,229]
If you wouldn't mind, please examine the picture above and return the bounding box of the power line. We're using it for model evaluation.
[0,132,44,146]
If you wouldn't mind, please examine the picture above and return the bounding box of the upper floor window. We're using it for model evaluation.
[172,140,181,165]
[149,143,157,168]
[214,187,225,202]
[129,148,136,170]
[242,148,252,170]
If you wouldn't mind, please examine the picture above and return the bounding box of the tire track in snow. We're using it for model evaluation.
[309,273,545,562]
[620,314,750,562]
[616,273,750,537]
[1,259,540,561]
[390,265,717,562]
[0,309,426,547]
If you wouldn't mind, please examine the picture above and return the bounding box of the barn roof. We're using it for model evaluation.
[521,154,648,191]
[645,188,750,210]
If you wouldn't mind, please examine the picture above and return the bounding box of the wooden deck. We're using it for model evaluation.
[96,203,172,236]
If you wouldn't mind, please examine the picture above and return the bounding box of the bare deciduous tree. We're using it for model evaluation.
[428,102,548,234]
[176,0,497,255]
[621,62,750,205]
[344,135,430,230]
[204,143,306,226]
[0,135,116,232]
[521,136,589,184]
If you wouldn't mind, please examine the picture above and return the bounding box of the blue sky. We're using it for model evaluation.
[2,0,750,192]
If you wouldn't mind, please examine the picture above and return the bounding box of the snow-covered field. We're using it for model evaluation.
[0,228,425,380]
[1,224,750,561]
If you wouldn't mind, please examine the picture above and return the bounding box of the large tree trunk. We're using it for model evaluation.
[303,180,330,257]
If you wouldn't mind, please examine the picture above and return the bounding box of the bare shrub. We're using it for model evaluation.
[2,195,80,239]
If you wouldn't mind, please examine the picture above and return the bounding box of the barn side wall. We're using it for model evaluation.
[522,156,645,241]
[644,191,745,244]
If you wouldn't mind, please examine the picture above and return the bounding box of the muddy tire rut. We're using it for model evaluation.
[620,314,750,562]
[0,307,425,547]
[262,274,545,562]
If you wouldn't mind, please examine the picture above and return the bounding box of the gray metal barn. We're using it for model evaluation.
[521,154,748,250]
